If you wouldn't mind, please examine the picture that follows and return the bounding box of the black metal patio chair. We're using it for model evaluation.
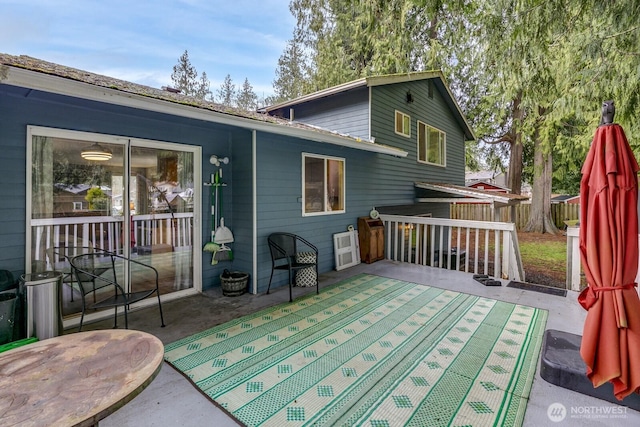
[69,250,165,331]
[267,232,319,302]
[46,246,109,304]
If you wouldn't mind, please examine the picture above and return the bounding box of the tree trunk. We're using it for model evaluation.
[524,131,558,234]
[507,94,523,194]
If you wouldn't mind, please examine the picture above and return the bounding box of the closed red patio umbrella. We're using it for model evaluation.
[579,102,640,400]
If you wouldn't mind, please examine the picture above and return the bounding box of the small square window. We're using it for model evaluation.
[395,111,411,137]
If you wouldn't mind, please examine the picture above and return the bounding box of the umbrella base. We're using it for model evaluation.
[540,329,640,410]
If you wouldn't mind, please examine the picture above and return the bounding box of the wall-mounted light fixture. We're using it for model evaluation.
[210,155,229,167]
[81,142,112,161]
[406,91,414,104]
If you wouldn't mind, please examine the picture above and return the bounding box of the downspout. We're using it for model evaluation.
[252,130,257,294]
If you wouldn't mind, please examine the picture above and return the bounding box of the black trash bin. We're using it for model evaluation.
[0,270,17,345]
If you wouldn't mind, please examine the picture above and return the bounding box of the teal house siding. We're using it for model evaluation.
[253,132,401,293]
[1,55,474,300]
[268,87,370,140]
[370,80,466,186]
[262,74,473,223]
[0,84,242,286]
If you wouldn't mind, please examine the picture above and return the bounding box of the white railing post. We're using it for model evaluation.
[566,227,581,291]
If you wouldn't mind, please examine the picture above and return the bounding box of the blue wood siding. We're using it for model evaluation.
[0,85,241,287]
[370,80,466,187]
[271,88,370,140]
[251,132,448,293]
[2,78,468,296]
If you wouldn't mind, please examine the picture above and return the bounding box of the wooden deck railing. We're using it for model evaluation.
[32,213,193,267]
[379,215,525,281]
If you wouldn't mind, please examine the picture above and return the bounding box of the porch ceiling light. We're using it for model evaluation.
[81,142,112,161]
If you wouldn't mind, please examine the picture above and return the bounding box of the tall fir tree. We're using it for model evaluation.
[272,38,309,103]
[170,50,212,100]
[217,74,236,107]
[235,78,258,111]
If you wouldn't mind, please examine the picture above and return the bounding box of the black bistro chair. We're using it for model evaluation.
[267,232,319,302]
[69,250,165,331]
[47,246,109,304]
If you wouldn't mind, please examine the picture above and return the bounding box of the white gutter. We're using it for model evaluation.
[2,67,407,158]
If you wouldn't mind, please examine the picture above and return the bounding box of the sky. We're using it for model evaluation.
[0,0,296,98]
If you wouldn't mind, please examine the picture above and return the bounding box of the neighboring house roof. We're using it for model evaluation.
[551,194,573,203]
[566,195,580,204]
[54,183,92,194]
[551,194,580,204]
[259,71,475,141]
[467,180,511,192]
[0,54,407,158]
[465,170,505,181]
[415,182,529,206]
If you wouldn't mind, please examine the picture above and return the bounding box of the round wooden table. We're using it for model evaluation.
[0,329,164,426]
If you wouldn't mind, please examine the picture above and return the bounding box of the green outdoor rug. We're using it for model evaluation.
[165,274,548,427]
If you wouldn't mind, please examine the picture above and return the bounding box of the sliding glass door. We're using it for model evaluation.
[129,142,196,293]
[27,127,200,325]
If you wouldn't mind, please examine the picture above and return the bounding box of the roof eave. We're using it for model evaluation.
[415,182,528,205]
[258,78,368,113]
[1,66,407,158]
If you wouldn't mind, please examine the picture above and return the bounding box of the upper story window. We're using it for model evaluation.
[303,153,345,216]
[417,121,446,166]
[395,110,411,137]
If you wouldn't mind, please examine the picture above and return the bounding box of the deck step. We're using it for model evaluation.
[540,329,640,410]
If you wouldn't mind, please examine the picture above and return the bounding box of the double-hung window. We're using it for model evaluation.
[303,153,345,215]
[417,121,446,166]
[395,110,411,137]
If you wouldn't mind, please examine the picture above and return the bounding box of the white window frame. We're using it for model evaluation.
[394,110,411,137]
[302,153,346,216]
[25,126,202,330]
[417,121,446,167]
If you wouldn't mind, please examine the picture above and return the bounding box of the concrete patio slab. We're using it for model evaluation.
[85,260,640,427]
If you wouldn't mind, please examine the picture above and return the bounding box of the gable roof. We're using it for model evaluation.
[0,54,407,158]
[259,71,475,141]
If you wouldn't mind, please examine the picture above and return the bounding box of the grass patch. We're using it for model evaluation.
[517,232,568,286]
[519,240,566,264]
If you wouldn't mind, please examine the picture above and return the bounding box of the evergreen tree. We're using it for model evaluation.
[272,38,309,103]
[217,74,236,107]
[170,50,212,100]
[236,78,258,111]
[193,71,212,101]
[282,0,640,233]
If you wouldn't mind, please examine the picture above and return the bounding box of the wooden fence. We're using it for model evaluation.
[450,203,580,230]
